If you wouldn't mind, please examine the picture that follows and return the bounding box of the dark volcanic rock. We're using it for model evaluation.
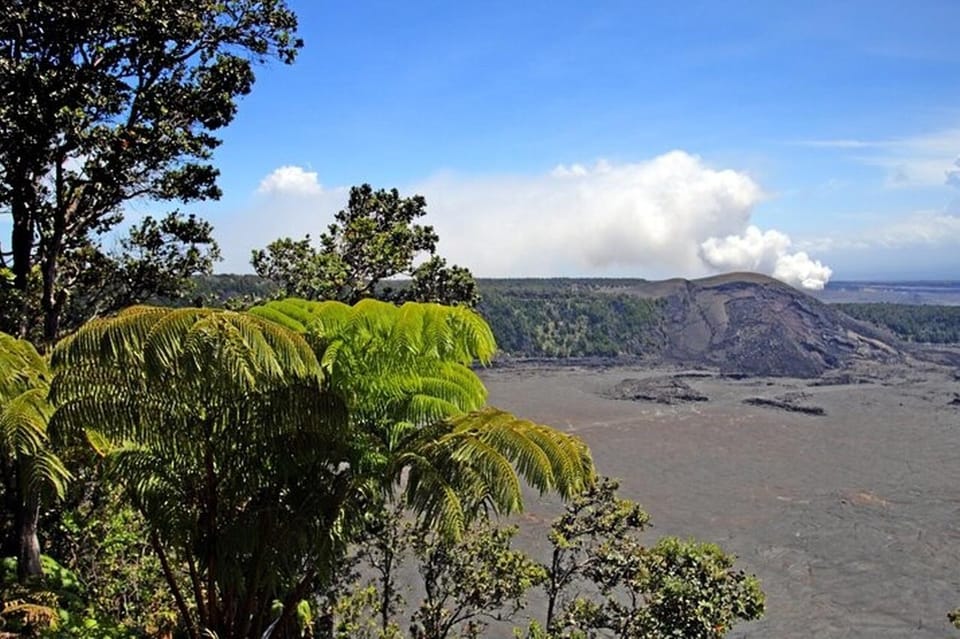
[624,273,905,378]
[603,376,708,404]
[808,372,870,387]
[744,392,826,416]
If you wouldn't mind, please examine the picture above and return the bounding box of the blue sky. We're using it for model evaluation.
[176,2,960,284]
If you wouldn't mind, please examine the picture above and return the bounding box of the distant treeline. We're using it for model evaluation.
[192,273,279,306]
[194,275,960,351]
[193,275,666,357]
[477,279,664,357]
[837,303,960,344]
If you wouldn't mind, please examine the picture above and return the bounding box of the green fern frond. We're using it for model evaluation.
[23,449,71,498]
[0,333,49,398]
[401,452,468,539]
[0,332,69,500]
[0,388,52,454]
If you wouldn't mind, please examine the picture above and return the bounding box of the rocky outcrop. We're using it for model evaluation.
[623,273,906,378]
[603,376,708,403]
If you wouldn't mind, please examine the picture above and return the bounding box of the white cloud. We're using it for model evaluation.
[223,154,833,290]
[799,127,960,189]
[798,210,960,255]
[946,156,960,189]
[699,226,832,290]
[417,151,832,289]
[868,211,960,247]
[256,165,323,196]
[416,152,765,277]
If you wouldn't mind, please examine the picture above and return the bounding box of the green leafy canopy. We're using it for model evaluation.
[252,184,479,307]
[1,0,300,343]
[48,300,594,637]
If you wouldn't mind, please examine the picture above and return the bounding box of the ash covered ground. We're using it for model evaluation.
[480,357,960,638]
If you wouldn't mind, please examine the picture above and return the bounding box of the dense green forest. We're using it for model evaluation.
[836,303,960,344]
[191,274,280,307]
[195,275,666,358]
[476,279,664,358]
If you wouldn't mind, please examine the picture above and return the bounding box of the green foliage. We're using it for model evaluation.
[0,554,143,638]
[187,277,666,358]
[332,585,404,639]
[477,280,663,358]
[328,504,544,639]
[51,300,593,637]
[252,184,479,307]
[0,0,299,342]
[543,477,650,632]
[543,477,764,639]
[48,486,177,636]
[56,212,221,336]
[192,274,282,310]
[347,501,410,638]
[410,518,547,639]
[50,306,343,638]
[251,298,593,538]
[837,303,960,343]
[0,333,70,581]
[560,537,764,639]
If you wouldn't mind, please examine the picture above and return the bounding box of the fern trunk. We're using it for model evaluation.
[15,489,42,581]
[1,460,43,581]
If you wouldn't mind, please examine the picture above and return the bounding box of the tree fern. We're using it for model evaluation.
[50,308,349,638]
[50,300,595,636]
[0,333,70,581]
[249,299,595,539]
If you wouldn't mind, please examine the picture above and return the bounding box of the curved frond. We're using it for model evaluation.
[249,298,494,425]
[0,388,52,454]
[0,332,69,499]
[397,407,594,538]
[0,333,49,401]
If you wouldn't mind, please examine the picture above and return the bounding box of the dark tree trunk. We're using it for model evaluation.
[0,458,19,558]
[545,547,562,631]
[9,187,35,339]
[15,490,42,582]
[41,249,62,345]
[10,183,33,292]
[1,458,43,581]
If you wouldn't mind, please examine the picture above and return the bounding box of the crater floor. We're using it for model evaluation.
[481,359,960,638]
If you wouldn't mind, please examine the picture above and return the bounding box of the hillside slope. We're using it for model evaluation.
[635,273,901,377]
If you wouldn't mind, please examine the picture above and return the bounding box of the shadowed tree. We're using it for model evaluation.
[0,0,299,344]
[51,307,344,638]
[538,477,764,639]
[410,517,546,639]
